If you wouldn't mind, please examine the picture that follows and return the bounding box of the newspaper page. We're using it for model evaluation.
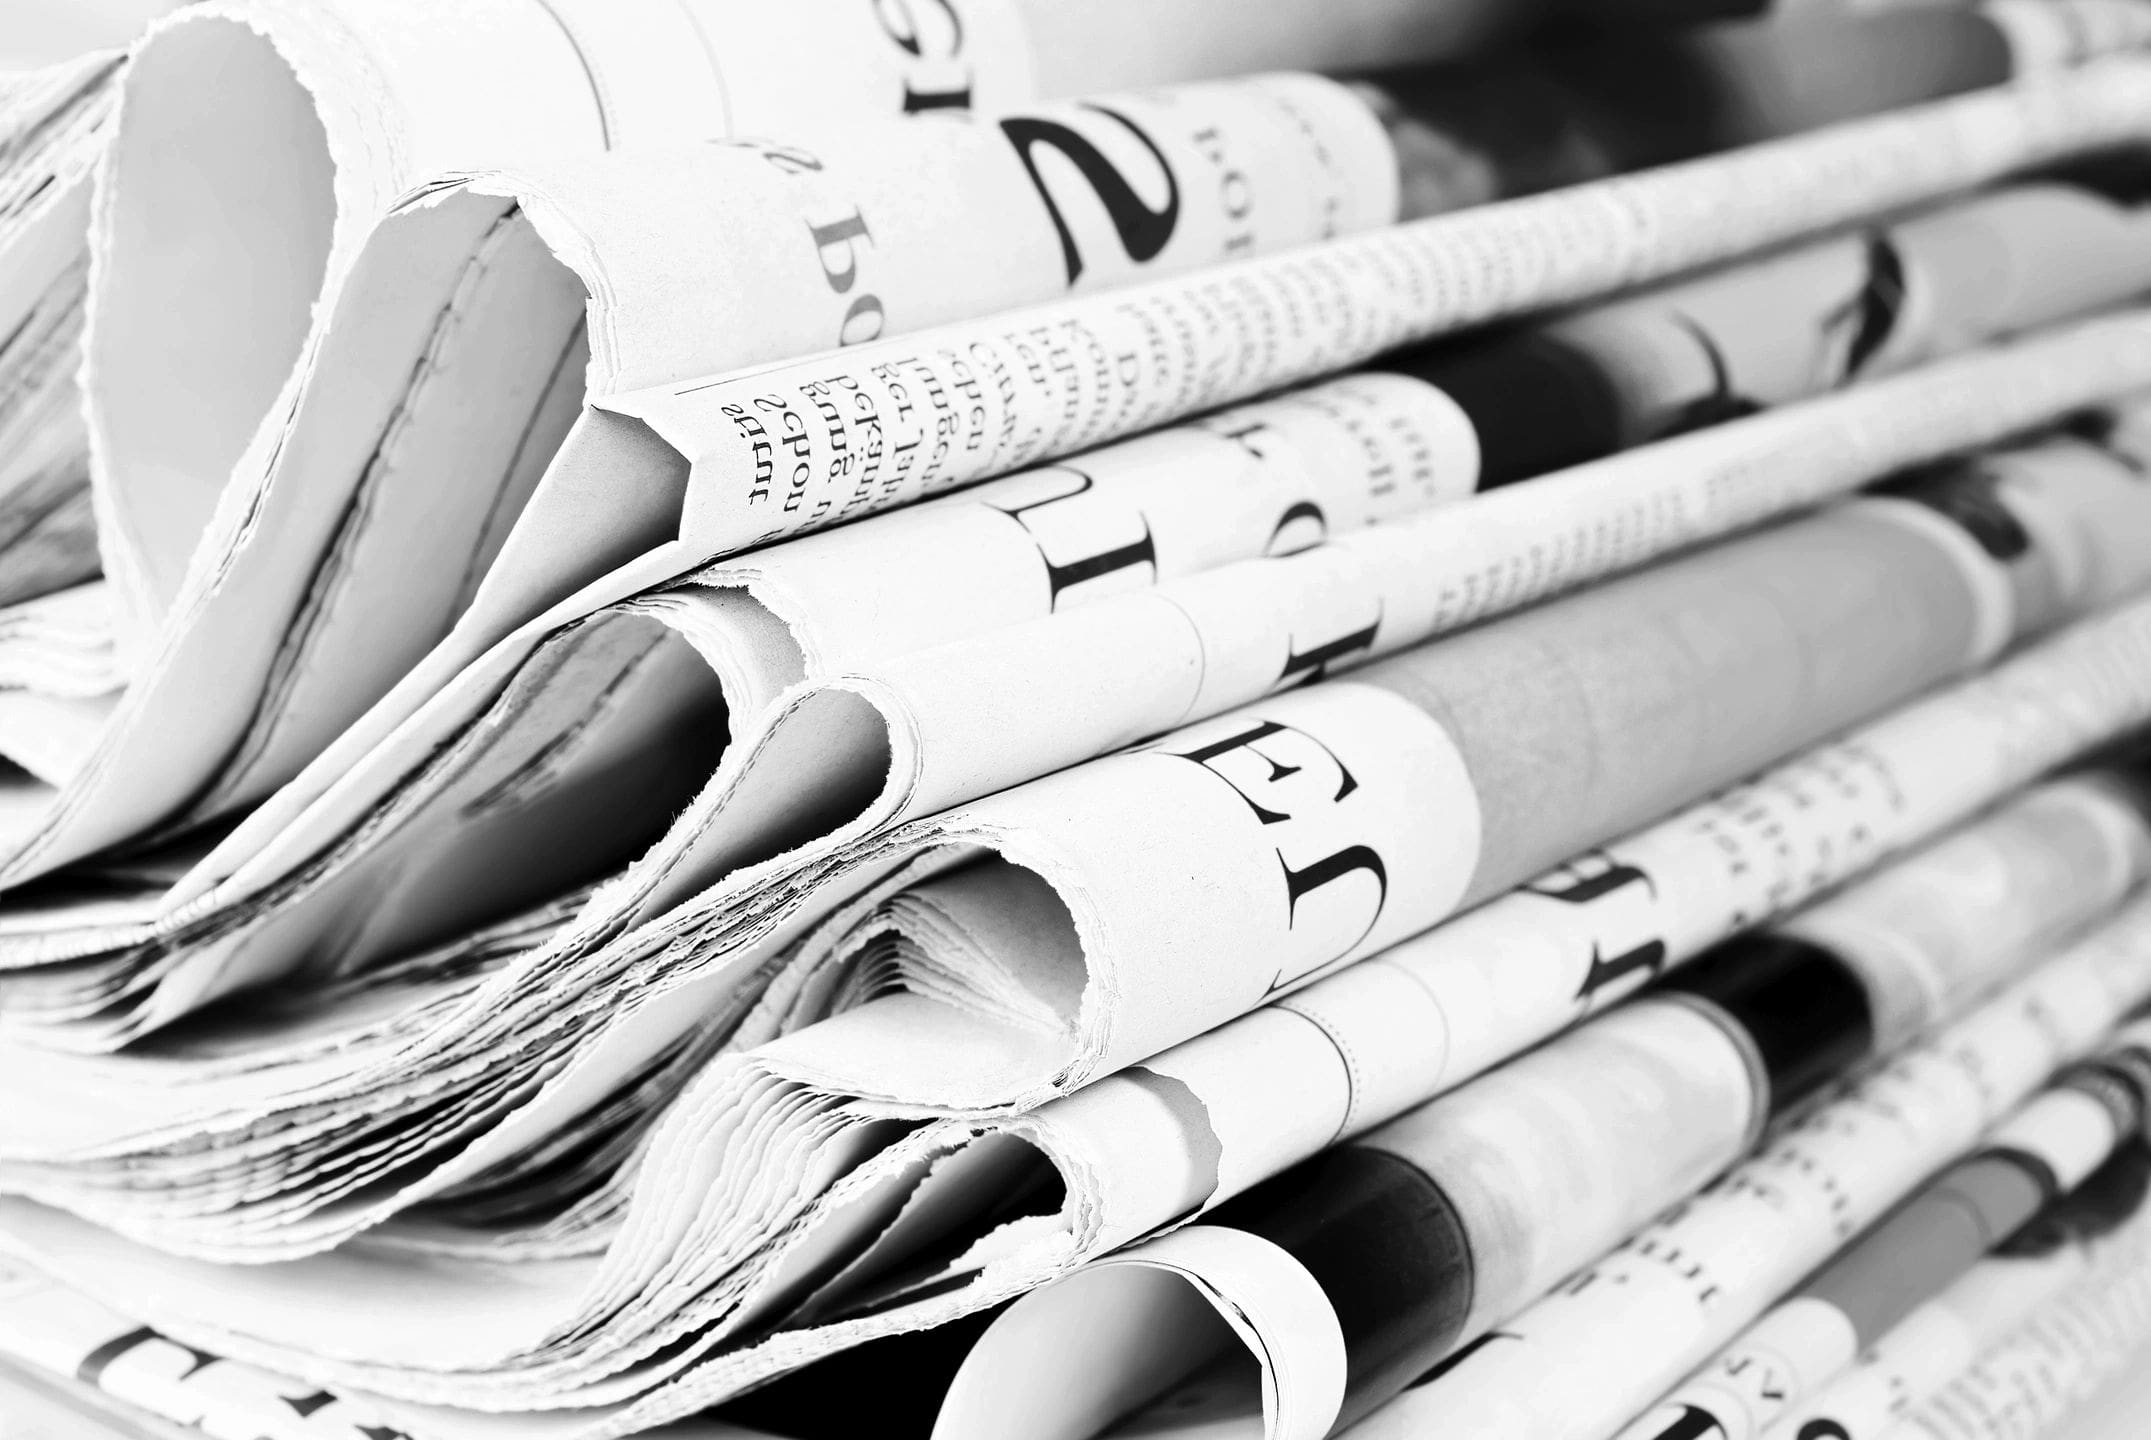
[933,922,2151,1440]
[16,258,2143,1067]
[931,892,2151,1440]
[89,276,2151,1054]
[0,584,119,703]
[0,473,2118,1352]
[599,57,2151,562]
[0,419,2134,1287]
[0,357,1480,1046]
[35,0,1451,896]
[1760,1140,2151,1440]
[979,995,1774,1440]
[2,472,2143,1245]
[0,593,124,789]
[78,0,1622,604]
[0,42,2151,1429]
[1877,1239,2151,1440]
[746,466,2142,1111]
[87,0,1038,631]
[1413,182,2151,485]
[1322,913,2151,1440]
[8,5,2142,904]
[1541,2,2151,161]
[472,5,2137,646]
[0,1258,779,1440]
[0,252,99,607]
[40,66,2151,981]
[0,363,2135,1366]
[987,763,2151,1296]
[0,51,121,611]
[0,440,2042,1087]
[13,6,2151,1440]
[1980,1,2151,72]
[28,0,2068,914]
[0,53,132,819]
[9,602,2151,1434]
[21,51,2126,929]
[1,2,182,68]
[150,71,1401,825]
[637,597,2151,1425]
[605,326,2151,937]
[75,0,1486,660]
[34,60,1402,885]
[999,0,1746,93]
[1361,4,2025,222]
[1615,1040,2151,1440]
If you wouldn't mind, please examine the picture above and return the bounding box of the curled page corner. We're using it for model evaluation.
[933,1224,1345,1440]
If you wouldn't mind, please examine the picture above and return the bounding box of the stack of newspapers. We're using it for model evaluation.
[16,0,2151,1437]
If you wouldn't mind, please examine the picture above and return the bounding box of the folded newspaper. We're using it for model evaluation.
[17,12,2142,912]
[4,5,2151,1440]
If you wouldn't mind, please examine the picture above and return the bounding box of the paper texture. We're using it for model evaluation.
[226,57,2151,886]
[0,52,121,612]
[1000,762,2151,1294]
[1414,181,2151,484]
[942,995,1770,1440]
[1362,3,2040,222]
[175,288,2151,998]
[1616,1038,2151,1440]
[1878,1225,2151,1440]
[1,2,183,68]
[9,19,2151,1440]
[202,69,1396,806]
[10,60,2149,1036]
[1337,903,2151,1438]
[1779,776,2151,1056]
[608,58,2151,561]
[935,803,2151,1440]
[38,0,2055,916]
[659,472,2100,1121]
[9,0,1440,920]
[0,360,1479,1052]
[13,59,1399,910]
[8,498,2151,1433]
[933,1225,1347,1440]
[577,321,2151,956]
[86,0,1041,629]
[27,281,2147,1068]
[0,430,2133,1265]
[1766,1142,2151,1440]
[0,1258,777,1440]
